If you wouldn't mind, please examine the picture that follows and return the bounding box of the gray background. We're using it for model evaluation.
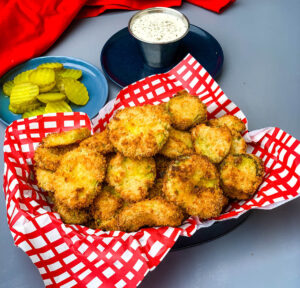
[1,0,300,287]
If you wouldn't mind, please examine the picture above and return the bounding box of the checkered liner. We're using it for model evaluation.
[3,54,300,288]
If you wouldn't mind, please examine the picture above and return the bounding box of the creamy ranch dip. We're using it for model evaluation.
[130,12,188,43]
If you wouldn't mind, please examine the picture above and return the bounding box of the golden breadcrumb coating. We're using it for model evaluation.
[42,128,91,147]
[209,115,246,133]
[54,202,89,225]
[53,146,106,208]
[118,198,184,232]
[106,153,156,202]
[220,154,264,200]
[79,129,114,154]
[230,130,247,154]
[35,168,55,192]
[166,90,207,130]
[159,127,194,159]
[191,123,232,163]
[108,104,171,158]
[163,154,224,219]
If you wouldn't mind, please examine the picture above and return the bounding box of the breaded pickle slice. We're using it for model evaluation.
[56,68,82,80]
[9,100,41,114]
[219,154,264,200]
[42,127,91,147]
[54,202,89,225]
[37,92,66,103]
[79,129,114,154]
[45,101,72,113]
[34,143,78,171]
[10,83,39,107]
[230,130,247,154]
[108,104,171,158]
[35,168,55,192]
[191,123,232,164]
[106,153,156,202]
[163,154,224,218]
[13,70,34,84]
[3,80,14,96]
[38,62,63,70]
[166,90,207,130]
[209,115,246,133]
[54,146,106,208]
[29,68,56,87]
[91,185,123,231]
[159,127,194,159]
[118,198,184,232]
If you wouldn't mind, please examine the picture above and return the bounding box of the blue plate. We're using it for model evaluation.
[0,56,108,126]
[101,24,224,88]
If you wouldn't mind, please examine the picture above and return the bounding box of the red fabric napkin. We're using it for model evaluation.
[0,0,235,78]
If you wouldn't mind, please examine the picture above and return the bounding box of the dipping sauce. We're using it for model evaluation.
[130,12,188,43]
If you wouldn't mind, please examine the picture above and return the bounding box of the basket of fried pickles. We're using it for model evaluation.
[34,90,265,232]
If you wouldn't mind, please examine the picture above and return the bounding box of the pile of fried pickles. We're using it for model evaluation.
[2,62,88,118]
[34,90,264,232]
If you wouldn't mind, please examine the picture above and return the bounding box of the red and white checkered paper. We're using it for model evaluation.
[3,54,300,288]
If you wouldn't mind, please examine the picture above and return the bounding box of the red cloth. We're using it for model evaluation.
[0,0,235,77]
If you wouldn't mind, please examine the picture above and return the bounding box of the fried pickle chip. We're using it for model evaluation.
[118,198,184,232]
[38,62,63,70]
[29,68,56,87]
[34,143,78,171]
[3,80,14,96]
[108,104,171,158]
[209,115,246,133]
[37,92,66,103]
[42,128,90,148]
[35,168,55,192]
[191,123,232,164]
[219,154,264,200]
[163,154,224,218]
[79,129,114,154]
[91,185,123,231]
[44,101,72,113]
[56,68,82,80]
[230,130,247,154]
[13,70,34,84]
[159,127,194,159]
[23,106,46,118]
[54,202,89,225]
[166,90,207,130]
[54,146,106,208]
[106,153,156,202]
[10,83,39,107]
[9,100,41,114]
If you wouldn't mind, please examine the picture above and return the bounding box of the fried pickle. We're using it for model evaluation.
[219,154,264,200]
[209,115,246,133]
[230,130,247,154]
[163,154,224,219]
[42,127,91,147]
[106,153,156,202]
[54,202,89,225]
[166,90,207,130]
[35,168,55,192]
[159,127,194,159]
[53,146,106,208]
[79,129,114,154]
[91,185,123,231]
[34,143,78,171]
[191,123,232,163]
[108,104,171,158]
[118,198,184,232]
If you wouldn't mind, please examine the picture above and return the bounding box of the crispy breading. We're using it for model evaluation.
[118,198,184,232]
[53,146,106,208]
[230,130,247,154]
[35,168,55,192]
[34,143,78,171]
[42,127,91,147]
[166,90,207,130]
[219,154,264,200]
[91,185,123,231]
[108,104,171,158]
[79,129,114,154]
[191,123,232,163]
[54,202,89,225]
[163,154,224,218]
[159,127,194,159]
[209,115,246,133]
[106,153,156,202]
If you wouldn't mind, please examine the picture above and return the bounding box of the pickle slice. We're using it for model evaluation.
[62,78,89,105]
[56,68,82,80]
[45,101,72,113]
[10,83,39,107]
[13,70,34,84]
[38,62,63,70]
[37,92,66,103]
[9,100,41,114]
[29,68,56,87]
[23,106,46,118]
[3,80,14,96]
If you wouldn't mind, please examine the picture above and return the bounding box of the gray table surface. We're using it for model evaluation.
[1,0,300,287]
